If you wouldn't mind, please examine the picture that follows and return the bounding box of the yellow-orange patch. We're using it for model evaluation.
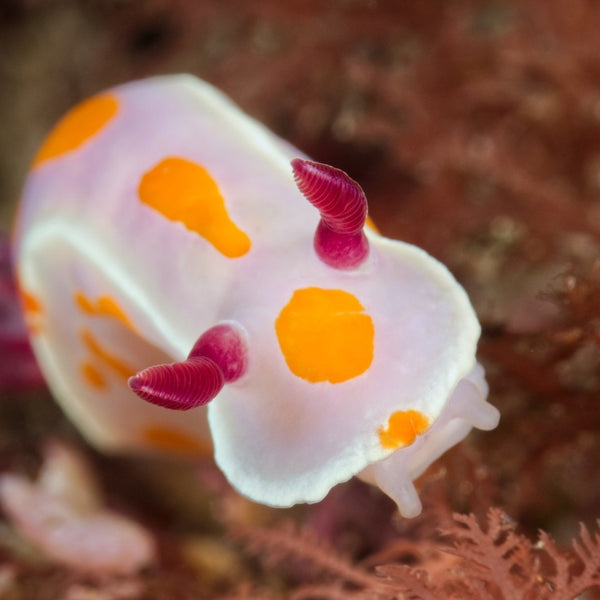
[75,291,136,331]
[141,425,212,456]
[17,283,43,335]
[32,94,119,167]
[80,329,136,381]
[138,157,251,258]
[275,287,374,383]
[378,410,429,450]
[19,288,42,315]
[80,361,107,389]
[365,216,380,233]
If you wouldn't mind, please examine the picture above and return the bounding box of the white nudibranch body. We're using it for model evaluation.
[13,75,499,517]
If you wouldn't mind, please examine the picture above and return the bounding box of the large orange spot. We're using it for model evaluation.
[138,157,251,258]
[141,426,212,456]
[80,329,136,381]
[75,292,136,331]
[275,287,374,383]
[378,410,429,450]
[32,94,118,167]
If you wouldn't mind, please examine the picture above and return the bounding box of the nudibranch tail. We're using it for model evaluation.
[128,357,224,410]
[291,158,369,269]
[128,322,248,410]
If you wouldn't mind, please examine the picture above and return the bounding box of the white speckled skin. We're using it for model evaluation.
[14,75,499,517]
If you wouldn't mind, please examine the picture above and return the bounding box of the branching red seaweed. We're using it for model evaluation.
[227,509,600,600]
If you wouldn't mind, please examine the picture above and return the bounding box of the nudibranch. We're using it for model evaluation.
[0,441,154,573]
[13,75,499,517]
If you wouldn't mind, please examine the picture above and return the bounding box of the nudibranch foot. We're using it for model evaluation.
[359,363,498,516]
[451,381,499,431]
[446,362,498,431]
[291,158,369,269]
[368,458,422,518]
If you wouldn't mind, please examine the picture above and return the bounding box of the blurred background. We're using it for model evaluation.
[1,1,599,598]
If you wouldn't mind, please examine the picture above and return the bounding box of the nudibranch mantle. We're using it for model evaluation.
[13,75,499,517]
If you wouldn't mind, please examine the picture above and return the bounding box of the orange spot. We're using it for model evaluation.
[80,361,107,389]
[275,287,374,383]
[378,410,429,450]
[75,293,95,313]
[80,329,136,381]
[20,288,42,315]
[141,425,212,456]
[17,283,43,335]
[138,157,251,258]
[32,94,119,167]
[365,216,380,233]
[75,292,136,331]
